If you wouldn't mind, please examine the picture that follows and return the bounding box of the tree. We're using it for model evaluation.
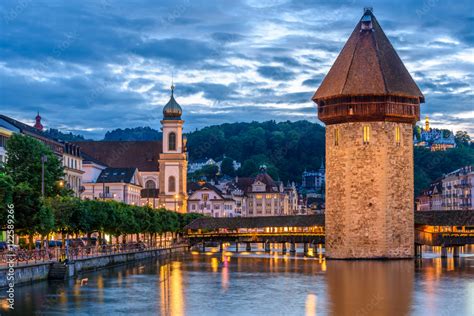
[455,131,471,147]
[202,164,219,181]
[4,134,64,197]
[0,173,14,226]
[220,157,235,176]
[12,182,40,248]
[239,159,258,177]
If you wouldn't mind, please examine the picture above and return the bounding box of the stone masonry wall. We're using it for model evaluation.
[325,121,414,259]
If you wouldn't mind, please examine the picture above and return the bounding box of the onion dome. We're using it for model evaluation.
[163,84,182,120]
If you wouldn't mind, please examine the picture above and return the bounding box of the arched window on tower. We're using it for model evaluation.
[168,132,176,151]
[168,176,176,192]
[145,180,156,189]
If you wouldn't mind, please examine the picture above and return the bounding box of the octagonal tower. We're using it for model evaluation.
[313,8,424,259]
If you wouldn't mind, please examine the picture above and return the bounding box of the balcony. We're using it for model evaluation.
[141,188,159,198]
[99,192,115,199]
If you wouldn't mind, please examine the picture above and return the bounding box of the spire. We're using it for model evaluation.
[34,111,43,131]
[425,116,430,131]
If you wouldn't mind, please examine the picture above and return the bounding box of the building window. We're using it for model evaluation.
[145,180,156,189]
[395,126,401,145]
[168,176,176,192]
[363,125,370,144]
[168,132,176,151]
[335,128,340,146]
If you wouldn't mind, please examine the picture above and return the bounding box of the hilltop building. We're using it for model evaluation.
[414,116,456,151]
[313,8,423,259]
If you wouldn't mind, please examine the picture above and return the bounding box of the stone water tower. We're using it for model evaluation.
[312,8,424,258]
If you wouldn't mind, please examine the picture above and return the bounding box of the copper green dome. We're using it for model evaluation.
[163,85,182,120]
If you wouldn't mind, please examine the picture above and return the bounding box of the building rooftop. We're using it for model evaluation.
[75,140,162,172]
[96,167,138,184]
[313,8,424,102]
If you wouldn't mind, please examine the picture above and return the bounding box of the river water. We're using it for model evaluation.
[2,245,474,316]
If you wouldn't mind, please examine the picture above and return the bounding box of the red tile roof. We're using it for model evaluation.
[313,10,424,102]
[75,141,162,172]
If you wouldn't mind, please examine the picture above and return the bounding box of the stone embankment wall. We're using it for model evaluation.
[0,245,187,288]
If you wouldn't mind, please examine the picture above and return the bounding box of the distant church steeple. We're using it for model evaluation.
[424,116,430,131]
[34,112,43,131]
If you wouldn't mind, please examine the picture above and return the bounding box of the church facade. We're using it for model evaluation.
[78,85,188,212]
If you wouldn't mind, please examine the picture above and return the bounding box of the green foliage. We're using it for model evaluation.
[44,128,88,142]
[4,134,64,197]
[220,157,235,176]
[0,173,14,224]
[186,120,325,182]
[414,146,474,196]
[455,131,471,147]
[104,127,162,141]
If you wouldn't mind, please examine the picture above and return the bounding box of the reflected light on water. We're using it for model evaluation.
[305,293,317,316]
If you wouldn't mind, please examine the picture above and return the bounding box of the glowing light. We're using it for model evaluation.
[305,294,317,316]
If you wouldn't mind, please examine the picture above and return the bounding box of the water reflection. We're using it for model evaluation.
[327,260,414,316]
[1,250,473,315]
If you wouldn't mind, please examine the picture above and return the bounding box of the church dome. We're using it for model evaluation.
[163,85,182,120]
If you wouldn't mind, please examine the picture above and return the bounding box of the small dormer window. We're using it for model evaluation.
[361,8,373,31]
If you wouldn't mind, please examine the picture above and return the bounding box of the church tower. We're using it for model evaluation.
[312,8,424,258]
[159,84,187,212]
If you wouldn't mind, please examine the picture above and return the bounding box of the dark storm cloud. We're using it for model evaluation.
[0,0,472,138]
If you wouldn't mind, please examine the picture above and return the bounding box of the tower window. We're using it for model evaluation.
[395,126,401,145]
[334,128,340,146]
[145,180,156,189]
[168,132,176,151]
[168,176,176,192]
[363,125,370,144]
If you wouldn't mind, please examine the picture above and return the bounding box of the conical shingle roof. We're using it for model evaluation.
[313,9,424,103]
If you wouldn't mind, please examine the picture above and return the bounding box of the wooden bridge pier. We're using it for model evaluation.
[246,242,251,252]
[441,246,448,258]
[282,242,287,253]
[264,241,270,252]
[453,246,460,258]
[415,244,423,258]
[290,242,296,253]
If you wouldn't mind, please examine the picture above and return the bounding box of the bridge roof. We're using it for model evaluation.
[415,211,474,226]
[185,215,325,230]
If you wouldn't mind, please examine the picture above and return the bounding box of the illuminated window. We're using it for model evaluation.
[334,128,340,146]
[168,132,176,151]
[363,125,370,144]
[168,176,176,192]
[256,194,262,199]
[395,126,401,145]
[266,194,272,199]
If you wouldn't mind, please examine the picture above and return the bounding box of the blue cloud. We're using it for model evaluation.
[0,0,472,137]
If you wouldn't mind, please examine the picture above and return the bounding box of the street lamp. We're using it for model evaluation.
[41,155,47,197]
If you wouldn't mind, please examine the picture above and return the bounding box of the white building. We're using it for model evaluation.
[81,167,142,205]
[187,182,237,217]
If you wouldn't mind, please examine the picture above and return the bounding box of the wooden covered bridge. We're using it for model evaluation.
[184,211,474,256]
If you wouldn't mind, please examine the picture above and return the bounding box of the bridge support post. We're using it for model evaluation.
[441,246,448,258]
[290,242,296,253]
[202,241,205,252]
[219,241,223,253]
[264,241,270,252]
[282,242,287,253]
[235,242,239,253]
[246,242,251,252]
[415,244,422,258]
[303,243,308,255]
[453,246,460,258]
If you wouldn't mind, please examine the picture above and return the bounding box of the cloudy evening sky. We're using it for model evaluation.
[0,0,473,139]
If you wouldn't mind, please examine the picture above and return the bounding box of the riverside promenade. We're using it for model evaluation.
[0,244,188,288]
